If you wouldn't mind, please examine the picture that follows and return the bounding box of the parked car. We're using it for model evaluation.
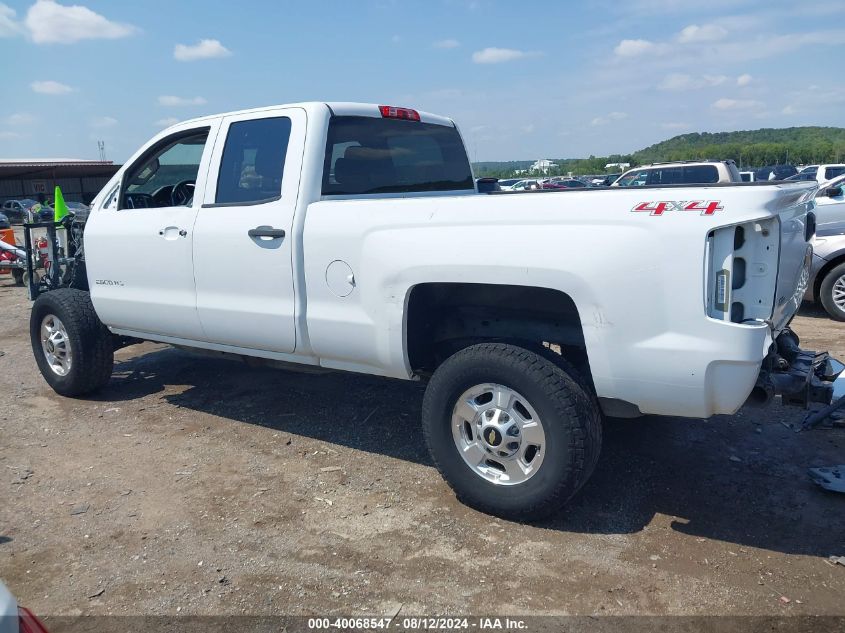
[613,160,741,187]
[796,164,845,184]
[785,172,818,182]
[805,174,845,319]
[542,179,586,189]
[475,177,501,193]
[497,178,521,191]
[0,213,10,230]
[0,580,51,633]
[755,164,798,181]
[27,101,832,521]
[739,171,756,182]
[1,199,38,224]
[66,201,90,222]
[509,178,541,191]
[602,173,621,186]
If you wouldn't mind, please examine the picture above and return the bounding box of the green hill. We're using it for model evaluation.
[472,126,845,178]
[631,126,845,167]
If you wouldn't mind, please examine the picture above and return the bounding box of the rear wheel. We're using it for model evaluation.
[11,269,23,286]
[819,262,845,321]
[30,289,113,396]
[422,342,601,521]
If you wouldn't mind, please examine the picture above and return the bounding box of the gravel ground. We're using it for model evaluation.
[1,273,844,618]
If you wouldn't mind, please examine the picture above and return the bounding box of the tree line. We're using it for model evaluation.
[472,126,845,178]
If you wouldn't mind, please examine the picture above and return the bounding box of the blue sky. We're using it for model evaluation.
[1,0,843,162]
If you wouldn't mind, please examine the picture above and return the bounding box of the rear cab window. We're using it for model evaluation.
[322,116,474,196]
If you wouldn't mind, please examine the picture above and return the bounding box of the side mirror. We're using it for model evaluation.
[825,186,843,198]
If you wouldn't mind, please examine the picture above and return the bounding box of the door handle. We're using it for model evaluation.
[159,226,187,240]
[248,226,286,239]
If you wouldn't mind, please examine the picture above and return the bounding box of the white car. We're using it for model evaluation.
[27,102,833,520]
[613,160,742,186]
[797,164,845,184]
[508,178,541,191]
[496,178,522,191]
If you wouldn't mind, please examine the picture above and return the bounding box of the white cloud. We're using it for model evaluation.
[90,116,117,128]
[713,98,762,110]
[0,3,23,37]
[677,23,728,43]
[781,105,796,115]
[157,95,207,107]
[174,38,231,62]
[736,73,753,86]
[31,79,72,94]
[154,117,180,127]
[433,38,460,49]
[658,73,726,91]
[471,47,540,64]
[703,74,728,86]
[5,112,36,125]
[25,0,136,44]
[614,38,655,57]
[591,111,628,126]
[657,73,693,91]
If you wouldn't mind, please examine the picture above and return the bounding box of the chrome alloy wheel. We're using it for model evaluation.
[451,383,546,485]
[40,314,72,376]
[833,274,845,312]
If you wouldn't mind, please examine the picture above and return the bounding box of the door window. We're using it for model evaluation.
[215,117,292,205]
[120,129,210,210]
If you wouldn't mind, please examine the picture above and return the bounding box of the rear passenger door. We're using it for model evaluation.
[192,107,306,352]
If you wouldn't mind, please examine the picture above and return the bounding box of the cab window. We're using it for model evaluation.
[215,117,292,205]
[120,128,210,210]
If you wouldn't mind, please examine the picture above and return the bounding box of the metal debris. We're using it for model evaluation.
[808,466,845,493]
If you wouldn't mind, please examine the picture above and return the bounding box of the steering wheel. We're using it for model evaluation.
[170,180,196,206]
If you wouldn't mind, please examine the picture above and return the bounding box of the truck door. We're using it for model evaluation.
[192,108,305,352]
[85,122,220,340]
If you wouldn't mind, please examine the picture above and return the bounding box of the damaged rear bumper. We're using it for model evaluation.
[749,329,845,407]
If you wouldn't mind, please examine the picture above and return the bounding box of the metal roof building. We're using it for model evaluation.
[0,159,121,205]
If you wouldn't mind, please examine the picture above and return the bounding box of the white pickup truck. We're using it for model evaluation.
[28,102,835,520]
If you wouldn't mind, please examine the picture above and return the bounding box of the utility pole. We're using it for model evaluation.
[97,140,106,161]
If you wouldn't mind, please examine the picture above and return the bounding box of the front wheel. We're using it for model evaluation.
[30,289,114,396]
[422,343,601,521]
[819,262,845,321]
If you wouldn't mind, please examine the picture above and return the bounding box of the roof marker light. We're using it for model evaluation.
[379,105,420,121]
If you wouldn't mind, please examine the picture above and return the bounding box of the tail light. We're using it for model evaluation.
[19,606,50,633]
[378,105,420,121]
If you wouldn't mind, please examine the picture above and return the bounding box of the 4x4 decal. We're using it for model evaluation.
[632,200,724,216]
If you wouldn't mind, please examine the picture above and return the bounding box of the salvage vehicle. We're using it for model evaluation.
[0,580,51,633]
[804,175,845,319]
[27,102,837,520]
[613,160,741,187]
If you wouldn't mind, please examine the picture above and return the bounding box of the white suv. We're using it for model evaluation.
[612,160,742,187]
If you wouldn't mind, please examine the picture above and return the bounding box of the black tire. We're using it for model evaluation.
[12,269,24,286]
[30,288,113,396]
[422,342,602,521]
[819,262,845,321]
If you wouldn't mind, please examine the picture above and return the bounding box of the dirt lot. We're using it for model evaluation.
[1,274,844,619]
